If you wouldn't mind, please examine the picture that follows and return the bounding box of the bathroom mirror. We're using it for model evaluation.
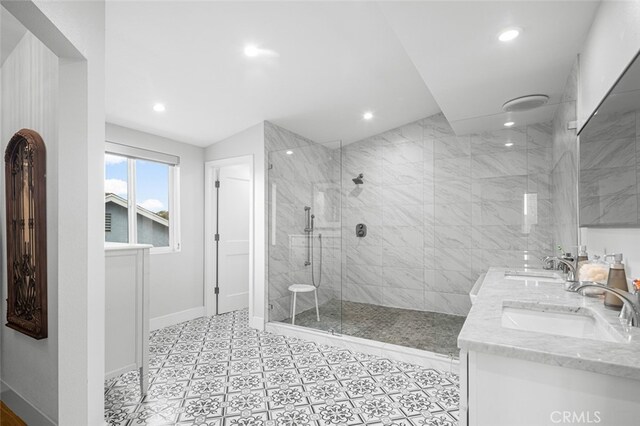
[579,52,640,227]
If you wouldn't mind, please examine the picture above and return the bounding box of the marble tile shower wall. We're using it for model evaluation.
[579,108,640,225]
[265,122,342,322]
[342,113,555,316]
[551,59,579,251]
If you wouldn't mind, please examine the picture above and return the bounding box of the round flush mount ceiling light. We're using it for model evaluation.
[363,111,374,120]
[504,121,515,127]
[505,142,514,147]
[498,27,521,42]
[153,103,166,112]
[286,150,293,155]
[502,94,549,112]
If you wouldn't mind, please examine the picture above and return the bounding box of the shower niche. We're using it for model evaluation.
[312,182,341,229]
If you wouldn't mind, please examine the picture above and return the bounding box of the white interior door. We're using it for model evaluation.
[217,164,251,314]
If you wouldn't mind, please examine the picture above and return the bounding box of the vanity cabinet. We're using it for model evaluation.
[105,243,151,394]
[459,268,640,426]
[460,349,640,426]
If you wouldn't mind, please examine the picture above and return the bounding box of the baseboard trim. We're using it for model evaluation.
[265,322,460,373]
[150,306,205,331]
[105,364,138,381]
[249,316,265,331]
[0,381,56,426]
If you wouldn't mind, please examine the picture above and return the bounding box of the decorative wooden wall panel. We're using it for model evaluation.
[4,129,48,339]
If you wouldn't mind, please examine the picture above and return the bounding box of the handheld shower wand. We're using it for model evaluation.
[304,207,311,266]
[303,207,322,288]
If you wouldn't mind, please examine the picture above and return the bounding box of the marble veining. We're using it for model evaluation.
[551,58,578,252]
[458,267,640,381]
[579,108,640,226]
[268,111,556,322]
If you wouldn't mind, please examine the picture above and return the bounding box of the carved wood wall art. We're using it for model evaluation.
[4,129,47,339]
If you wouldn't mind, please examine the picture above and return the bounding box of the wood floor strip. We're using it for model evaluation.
[0,401,27,426]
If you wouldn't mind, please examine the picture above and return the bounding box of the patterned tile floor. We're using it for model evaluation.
[280,300,465,358]
[105,310,460,426]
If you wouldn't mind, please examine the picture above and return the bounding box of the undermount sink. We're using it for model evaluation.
[504,270,564,283]
[501,302,622,343]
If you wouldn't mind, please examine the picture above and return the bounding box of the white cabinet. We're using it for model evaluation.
[105,243,151,394]
[461,350,640,426]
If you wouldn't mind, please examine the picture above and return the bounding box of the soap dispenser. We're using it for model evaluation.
[604,253,628,310]
[576,245,589,281]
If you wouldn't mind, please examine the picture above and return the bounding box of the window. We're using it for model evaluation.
[104,142,180,252]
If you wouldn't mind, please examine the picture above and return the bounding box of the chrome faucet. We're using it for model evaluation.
[570,282,640,328]
[542,256,576,282]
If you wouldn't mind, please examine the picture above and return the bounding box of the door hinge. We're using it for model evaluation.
[214,287,220,295]
[215,180,220,188]
[214,233,220,241]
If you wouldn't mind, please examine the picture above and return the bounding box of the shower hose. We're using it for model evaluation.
[311,232,322,289]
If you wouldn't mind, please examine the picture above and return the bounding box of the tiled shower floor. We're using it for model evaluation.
[105,309,459,426]
[280,300,466,357]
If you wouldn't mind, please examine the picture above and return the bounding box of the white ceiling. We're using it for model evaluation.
[106,1,439,146]
[1,6,27,66]
[381,0,600,134]
[106,1,600,147]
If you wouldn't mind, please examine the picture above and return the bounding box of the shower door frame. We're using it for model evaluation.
[266,142,344,333]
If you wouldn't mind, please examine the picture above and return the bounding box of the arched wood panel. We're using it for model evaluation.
[4,128,48,339]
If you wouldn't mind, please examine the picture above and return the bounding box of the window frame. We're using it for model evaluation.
[105,142,181,254]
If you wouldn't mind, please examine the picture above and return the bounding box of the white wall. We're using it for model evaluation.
[1,1,106,424]
[581,228,640,285]
[0,31,59,424]
[205,122,266,329]
[106,123,205,322]
[578,0,640,130]
[578,0,640,286]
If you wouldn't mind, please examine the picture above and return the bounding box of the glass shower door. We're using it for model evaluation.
[267,141,343,334]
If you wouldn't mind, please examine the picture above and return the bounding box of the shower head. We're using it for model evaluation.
[352,173,364,185]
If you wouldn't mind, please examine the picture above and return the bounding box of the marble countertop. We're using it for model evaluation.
[458,267,640,380]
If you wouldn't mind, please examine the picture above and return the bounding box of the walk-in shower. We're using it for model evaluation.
[266,111,556,357]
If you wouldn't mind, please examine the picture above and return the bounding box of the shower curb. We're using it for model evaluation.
[265,322,460,374]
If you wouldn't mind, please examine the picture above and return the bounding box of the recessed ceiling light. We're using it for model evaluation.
[244,45,260,57]
[504,121,515,127]
[243,44,279,59]
[505,142,514,147]
[363,112,374,120]
[498,27,521,42]
[286,150,293,155]
[153,103,166,112]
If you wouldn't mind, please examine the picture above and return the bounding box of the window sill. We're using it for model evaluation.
[150,246,181,255]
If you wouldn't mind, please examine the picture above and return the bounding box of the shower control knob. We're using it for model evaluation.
[356,223,367,238]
